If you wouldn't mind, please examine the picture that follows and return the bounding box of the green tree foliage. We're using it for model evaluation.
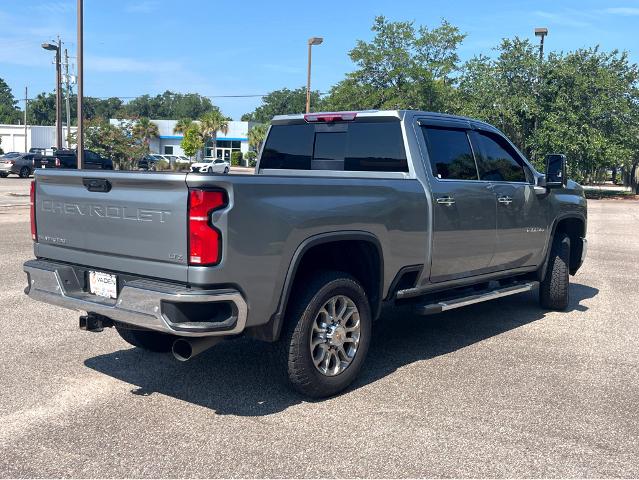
[321,16,465,112]
[0,78,21,124]
[199,110,229,151]
[248,123,268,152]
[68,119,146,170]
[173,118,194,134]
[132,117,159,152]
[533,48,639,182]
[180,124,204,158]
[122,91,217,119]
[241,87,321,122]
[26,92,123,125]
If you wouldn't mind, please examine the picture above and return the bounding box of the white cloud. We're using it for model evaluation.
[603,7,639,16]
[533,10,592,28]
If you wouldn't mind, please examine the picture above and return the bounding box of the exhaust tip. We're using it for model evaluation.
[172,339,193,362]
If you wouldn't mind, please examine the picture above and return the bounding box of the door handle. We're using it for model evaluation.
[436,196,456,206]
[497,195,513,205]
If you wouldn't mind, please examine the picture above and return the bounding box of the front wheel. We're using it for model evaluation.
[282,272,371,398]
[0,172,7,178]
[19,167,31,178]
[115,325,175,352]
[540,232,570,310]
[224,167,229,174]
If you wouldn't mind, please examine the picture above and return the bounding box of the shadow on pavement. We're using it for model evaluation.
[84,283,598,416]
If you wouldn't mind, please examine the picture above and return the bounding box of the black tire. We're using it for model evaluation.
[19,167,30,178]
[224,167,229,174]
[281,271,372,398]
[115,325,175,352]
[0,172,7,178]
[540,232,570,310]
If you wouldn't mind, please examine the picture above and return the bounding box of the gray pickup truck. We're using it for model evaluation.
[23,110,587,397]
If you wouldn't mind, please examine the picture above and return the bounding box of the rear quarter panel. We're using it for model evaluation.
[186,174,429,328]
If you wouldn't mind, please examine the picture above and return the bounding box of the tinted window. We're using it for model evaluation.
[345,122,407,172]
[260,124,314,170]
[313,132,346,170]
[473,132,526,182]
[421,127,478,180]
[260,121,407,172]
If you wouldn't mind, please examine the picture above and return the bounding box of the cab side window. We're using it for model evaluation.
[421,126,478,181]
[472,132,526,182]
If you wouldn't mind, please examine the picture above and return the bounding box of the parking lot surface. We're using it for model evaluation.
[0,199,637,477]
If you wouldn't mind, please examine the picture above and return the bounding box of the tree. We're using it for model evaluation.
[122,91,218,119]
[199,110,229,153]
[0,78,20,124]
[180,124,204,158]
[321,16,465,112]
[173,118,194,134]
[242,87,321,122]
[248,123,268,152]
[132,117,160,152]
[68,119,146,170]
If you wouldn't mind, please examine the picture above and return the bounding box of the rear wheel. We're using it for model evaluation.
[0,172,7,178]
[281,272,371,398]
[19,167,30,178]
[115,325,175,352]
[540,232,570,310]
[224,167,229,174]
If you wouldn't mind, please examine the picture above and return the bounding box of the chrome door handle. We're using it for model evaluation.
[436,196,456,206]
[497,195,513,205]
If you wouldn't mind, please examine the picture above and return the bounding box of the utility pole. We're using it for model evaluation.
[55,36,62,149]
[24,87,28,153]
[64,48,72,148]
[77,0,84,168]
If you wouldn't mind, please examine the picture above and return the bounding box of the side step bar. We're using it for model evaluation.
[415,281,539,316]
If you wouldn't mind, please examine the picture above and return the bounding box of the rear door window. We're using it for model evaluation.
[260,121,408,172]
[421,127,478,181]
[471,132,527,182]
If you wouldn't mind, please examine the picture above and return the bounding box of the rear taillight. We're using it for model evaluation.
[188,190,226,265]
[30,181,37,241]
[304,112,357,123]
[55,157,60,167]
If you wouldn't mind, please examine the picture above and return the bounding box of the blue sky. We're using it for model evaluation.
[2,0,639,120]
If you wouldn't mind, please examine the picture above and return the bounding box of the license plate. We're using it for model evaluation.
[89,271,117,299]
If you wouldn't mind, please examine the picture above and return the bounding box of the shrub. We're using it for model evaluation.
[231,150,243,166]
[156,159,170,171]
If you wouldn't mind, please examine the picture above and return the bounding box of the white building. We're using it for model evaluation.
[0,124,76,153]
[110,119,254,162]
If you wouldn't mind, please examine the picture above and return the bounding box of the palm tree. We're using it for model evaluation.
[199,110,229,156]
[132,117,159,152]
[248,123,269,153]
[173,118,194,135]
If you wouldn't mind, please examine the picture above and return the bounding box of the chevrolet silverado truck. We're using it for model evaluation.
[23,110,587,398]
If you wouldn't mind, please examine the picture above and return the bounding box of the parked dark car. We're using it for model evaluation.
[34,149,113,170]
[136,154,164,171]
[0,152,36,178]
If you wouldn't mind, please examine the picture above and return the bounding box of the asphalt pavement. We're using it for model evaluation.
[0,198,637,477]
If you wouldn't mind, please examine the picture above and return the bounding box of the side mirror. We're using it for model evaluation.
[545,154,567,188]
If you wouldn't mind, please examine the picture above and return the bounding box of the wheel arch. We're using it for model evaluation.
[539,214,586,279]
[267,231,384,342]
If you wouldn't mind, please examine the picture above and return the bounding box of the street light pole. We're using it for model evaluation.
[42,39,63,150]
[535,27,548,62]
[77,0,84,168]
[24,87,28,153]
[306,37,323,114]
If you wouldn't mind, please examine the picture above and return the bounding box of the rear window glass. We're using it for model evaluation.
[421,127,478,181]
[260,121,408,172]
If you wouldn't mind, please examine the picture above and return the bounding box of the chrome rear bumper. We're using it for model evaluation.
[23,259,247,337]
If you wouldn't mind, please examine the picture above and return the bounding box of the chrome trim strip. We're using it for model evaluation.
[438,282,538,311]
[24,260,247,338]
[258,169,409,179]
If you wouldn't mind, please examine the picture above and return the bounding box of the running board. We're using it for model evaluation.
[415,281,539,315]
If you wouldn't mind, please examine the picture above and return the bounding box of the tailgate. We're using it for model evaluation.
[34,170,189,281]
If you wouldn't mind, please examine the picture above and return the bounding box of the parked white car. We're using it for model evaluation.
[190,158,230,174]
